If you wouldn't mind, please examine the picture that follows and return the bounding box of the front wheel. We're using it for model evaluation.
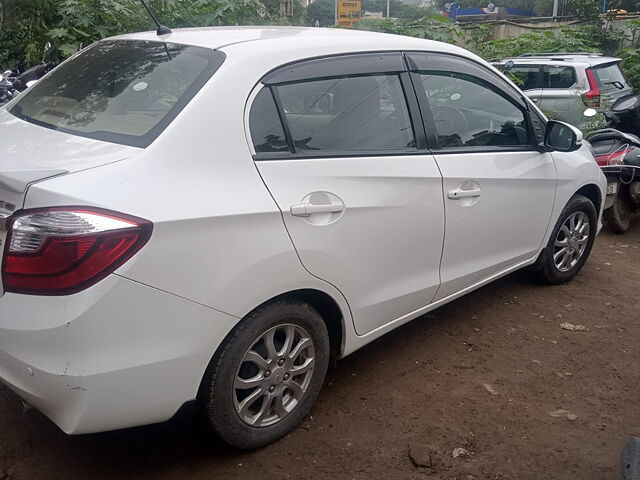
[604,187,631,234]
[198,300,330,449]
[534,194,597,284]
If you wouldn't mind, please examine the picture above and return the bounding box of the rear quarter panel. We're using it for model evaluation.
[22,57,352,333]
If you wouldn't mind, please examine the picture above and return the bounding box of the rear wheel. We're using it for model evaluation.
[604,187,631,234]
[199,300,330,449]
[535,194,597,284]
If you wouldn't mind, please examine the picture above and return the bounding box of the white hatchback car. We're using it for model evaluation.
[0,27,605,449]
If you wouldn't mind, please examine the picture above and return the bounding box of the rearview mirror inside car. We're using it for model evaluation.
[544,120,583,152]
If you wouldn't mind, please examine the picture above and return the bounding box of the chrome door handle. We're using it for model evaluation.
[290,202,344,217]
[448,188,482,200]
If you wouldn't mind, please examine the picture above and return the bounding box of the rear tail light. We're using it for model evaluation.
[595,148,628,167]
[2,208,152,295]
[582,68,601,108]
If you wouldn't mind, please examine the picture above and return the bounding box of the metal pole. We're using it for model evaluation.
[386,0,389,17]
[335,0,338,25]
[552,0,558,19]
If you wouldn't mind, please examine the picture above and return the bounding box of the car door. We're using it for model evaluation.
[406,52,557,301]
[248,53,445,336]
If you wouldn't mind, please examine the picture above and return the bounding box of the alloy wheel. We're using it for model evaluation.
[233,323,316,427]
[553,211,590,272]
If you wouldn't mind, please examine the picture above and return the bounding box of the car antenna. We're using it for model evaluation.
[139,0,172,36]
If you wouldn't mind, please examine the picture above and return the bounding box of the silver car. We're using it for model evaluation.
[493,53,633,129]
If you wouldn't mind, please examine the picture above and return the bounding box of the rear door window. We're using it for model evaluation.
[273,74,415,153]
[10,40,225,148]
[593,63,628,94]
[543,66,576,88]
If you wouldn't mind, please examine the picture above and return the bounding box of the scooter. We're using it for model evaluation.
[583,93,640,233]
[603,93,640,137]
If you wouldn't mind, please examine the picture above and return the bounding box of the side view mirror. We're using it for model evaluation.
[503,60,514,72]
[544,120,583,152]
[584,108,598,118]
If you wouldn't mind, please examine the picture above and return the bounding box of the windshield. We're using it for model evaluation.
[10,40,225,148]
[593,63,627,94]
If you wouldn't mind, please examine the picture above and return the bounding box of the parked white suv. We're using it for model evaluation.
[493,53,634,129]
[0,27,606,449]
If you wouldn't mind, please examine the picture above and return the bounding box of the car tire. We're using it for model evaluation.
[534,194,597,285]
[604,187,631,234]
[198,300,330,449]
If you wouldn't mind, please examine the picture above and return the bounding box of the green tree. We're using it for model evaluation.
[307,0,333,26]
[0,0,272,69]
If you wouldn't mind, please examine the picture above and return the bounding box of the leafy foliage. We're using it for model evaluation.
[471,26,605,60]
[0,0,281,68]
[355,14,462,43]
[622,48,640,90]
[306,0,333,27]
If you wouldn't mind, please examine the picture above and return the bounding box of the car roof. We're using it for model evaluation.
[493,54,621,67]
[109,26,475,58]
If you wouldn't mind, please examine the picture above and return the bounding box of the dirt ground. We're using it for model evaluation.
[2,224,640,480]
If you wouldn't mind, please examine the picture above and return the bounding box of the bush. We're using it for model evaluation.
[471,26,605,60]
[355,14,462,43]
[621,48,640,90]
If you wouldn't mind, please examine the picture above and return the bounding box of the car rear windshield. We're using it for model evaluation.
[593,63,627,94]
[10,40,225,148]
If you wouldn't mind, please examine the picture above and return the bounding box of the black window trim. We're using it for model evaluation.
[405,51,542,154]
[10,39,226,149]
[251,50,547,161]
[261,52,406,85]
[253,51,424,161]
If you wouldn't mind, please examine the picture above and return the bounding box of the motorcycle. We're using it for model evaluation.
[0,42,56,107]
[0,69,19,105]
[585,96,640,233]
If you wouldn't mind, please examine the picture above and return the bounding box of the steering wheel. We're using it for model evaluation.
[430,105,469,140]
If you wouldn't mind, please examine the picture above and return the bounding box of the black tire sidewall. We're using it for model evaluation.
[199,301,330,449]
[604,187,631,234]
[537,194,598,284]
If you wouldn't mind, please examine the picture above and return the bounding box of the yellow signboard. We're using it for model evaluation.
[337,0,362,28]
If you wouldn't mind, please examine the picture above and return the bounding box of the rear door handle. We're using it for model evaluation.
[290,202,344,217]
[448,188,482,200]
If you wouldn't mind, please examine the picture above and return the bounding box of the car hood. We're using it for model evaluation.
[0,109,140,216]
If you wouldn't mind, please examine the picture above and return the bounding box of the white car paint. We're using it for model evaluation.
[433,150,557,300]
[0,26,606,436]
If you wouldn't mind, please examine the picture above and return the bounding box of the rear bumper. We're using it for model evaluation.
[0,275,238,434]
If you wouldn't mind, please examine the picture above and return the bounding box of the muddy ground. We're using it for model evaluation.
[2,224,640,480]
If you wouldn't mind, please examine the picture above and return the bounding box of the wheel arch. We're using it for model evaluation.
[575,183,602,213]
[264,289,345,360]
